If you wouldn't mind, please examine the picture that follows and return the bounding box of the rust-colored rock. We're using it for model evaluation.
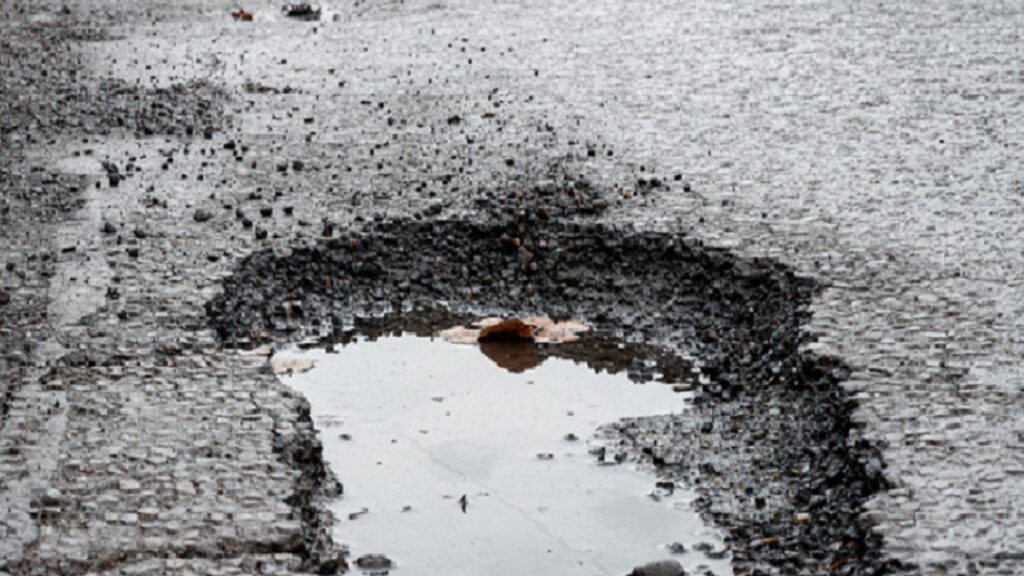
[479,318,535,342]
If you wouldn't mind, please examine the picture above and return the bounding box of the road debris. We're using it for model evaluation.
[628,559,685,576]
[282,3,320,20]
[479,318,534,341]
[355,554,393,569]
[440,315,590,345]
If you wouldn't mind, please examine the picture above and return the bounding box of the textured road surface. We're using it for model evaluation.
[1,0,1022,574]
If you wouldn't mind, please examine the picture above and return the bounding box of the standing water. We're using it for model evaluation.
[276,335,729,575]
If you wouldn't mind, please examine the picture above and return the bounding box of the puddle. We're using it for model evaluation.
[277,334,729,575]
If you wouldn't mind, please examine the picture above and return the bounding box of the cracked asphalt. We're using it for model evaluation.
[1,0,1022,574]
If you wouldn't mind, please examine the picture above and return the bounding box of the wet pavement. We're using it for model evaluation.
[1,0,1022,575]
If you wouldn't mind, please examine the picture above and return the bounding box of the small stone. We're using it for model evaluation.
[355,554,392,569]
[691,542,711,552]
[629,559,685,576]
[101,221,117,234]
[193,209,213,222]
[41,488,62,506]
[319,552,348,574]
[0,291,10,306]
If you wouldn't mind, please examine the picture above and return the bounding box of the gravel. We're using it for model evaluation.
[2,0,1020,574]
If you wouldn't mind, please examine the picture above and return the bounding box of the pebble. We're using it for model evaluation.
[628,559,685,576]
[355,554,393,569]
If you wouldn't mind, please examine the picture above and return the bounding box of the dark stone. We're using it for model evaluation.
[355,554,393,569]
[629,559,684,576]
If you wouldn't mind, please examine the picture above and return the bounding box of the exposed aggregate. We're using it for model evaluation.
[1,0,1022,575]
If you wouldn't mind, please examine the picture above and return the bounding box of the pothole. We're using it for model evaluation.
[275,331,730,575]
[208,215,892,575]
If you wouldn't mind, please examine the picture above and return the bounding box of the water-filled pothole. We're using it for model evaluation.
[276,333,730,575]
[210,217,892,574]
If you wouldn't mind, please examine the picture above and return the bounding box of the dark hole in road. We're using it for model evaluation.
[207,216,893,575]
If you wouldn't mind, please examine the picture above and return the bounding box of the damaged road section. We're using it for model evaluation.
[207,211,897,575]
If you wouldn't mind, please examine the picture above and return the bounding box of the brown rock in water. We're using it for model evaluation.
[479,318,534,342]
